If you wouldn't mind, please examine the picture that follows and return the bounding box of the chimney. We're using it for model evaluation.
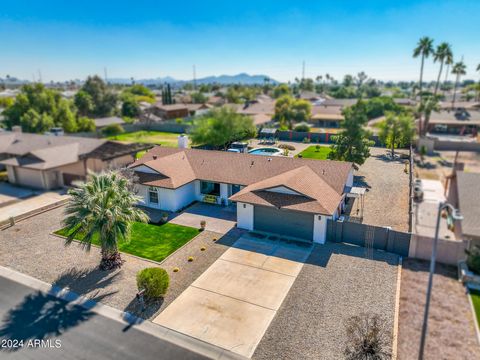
[178,134,188,149]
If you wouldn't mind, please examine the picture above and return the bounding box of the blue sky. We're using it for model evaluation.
[1,1,479,82]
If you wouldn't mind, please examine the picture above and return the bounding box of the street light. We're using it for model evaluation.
[418,201,463,360]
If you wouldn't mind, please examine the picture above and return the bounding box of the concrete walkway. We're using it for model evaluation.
[0,191,68,224]
[169,203,237,234]
[153,235,313,358]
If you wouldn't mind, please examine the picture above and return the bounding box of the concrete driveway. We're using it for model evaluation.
[153,235,312,358]
[169,203,237,234]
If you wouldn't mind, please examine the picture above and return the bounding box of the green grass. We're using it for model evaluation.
[108,131,185,148]
[296,145,332,160]
[471,290,480,327]
[55,222,199,263]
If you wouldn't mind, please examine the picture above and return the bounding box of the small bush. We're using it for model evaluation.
[302,137,311,143]
[188,256,194,262]
[278,143,296,151]
[466,245,480,275]
[212,237,217,242]
[294,123,311,132]
[102,123,125,137]
[136,267,169,299]
[173,267,179,273]
[200,246,206,251]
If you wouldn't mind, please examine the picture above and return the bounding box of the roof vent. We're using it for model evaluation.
[153,155,157,160]
[322,169,326,175]
[250,161,255,166]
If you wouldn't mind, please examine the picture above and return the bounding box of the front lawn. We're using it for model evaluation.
[108,130,185,148]
[55,222,199,263]
[471,290,480,326]
[296,145,332,160]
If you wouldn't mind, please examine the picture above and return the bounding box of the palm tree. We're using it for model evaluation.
[418,96,440,136]
[433,42,453,96]
[451,61,467,108]
[63,171,149,270]
[413,37,434,98]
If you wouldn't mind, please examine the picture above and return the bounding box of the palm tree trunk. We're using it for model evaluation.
[452,75,460,109]
[434,60,444,96]
[100,249,123,270]
[443,63,450,96]
[418,55,425,98]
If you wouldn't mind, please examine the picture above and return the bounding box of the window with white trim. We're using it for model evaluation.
[148,187,158,204]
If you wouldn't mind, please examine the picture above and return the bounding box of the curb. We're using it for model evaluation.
[392,256,403,359]
[0,265,247,360]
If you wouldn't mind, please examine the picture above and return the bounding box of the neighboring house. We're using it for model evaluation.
[447,170,480,247]
[184,103,211,117]
[310,105,344,128]
[151,104,190,120]
[427,109,480,135]
[439,101,480,110]
[129,147,354,243]
[0,131,151,189]
[94,116,125,130]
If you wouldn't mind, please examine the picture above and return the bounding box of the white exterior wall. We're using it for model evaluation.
[313,214,330,244]
[14,167,45,189]
[346,168,354,188]
[137,182,196,212]
[237,202,254,230]
[174,181,196,210]
[6,166,16,184]
[265,186,301,195]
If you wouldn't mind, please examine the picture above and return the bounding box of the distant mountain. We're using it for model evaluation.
[107,73,277,86]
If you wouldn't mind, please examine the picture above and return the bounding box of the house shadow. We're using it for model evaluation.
[0,267,122,354]
[372,152,409,164]
[353,175,371,189]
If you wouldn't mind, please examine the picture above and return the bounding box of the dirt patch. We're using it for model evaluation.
[397,259,479,359]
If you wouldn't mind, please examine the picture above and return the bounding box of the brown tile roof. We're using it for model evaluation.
[130,147,352,214]
[311,105,344,121]
[229,166,342,214]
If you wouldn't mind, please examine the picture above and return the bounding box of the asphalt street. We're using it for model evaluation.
[0,275,210,360]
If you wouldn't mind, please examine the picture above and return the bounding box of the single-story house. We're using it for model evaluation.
[447,170,480,247]
[0,131,151,190]
[310,105,344,128]
[94,116,125,130]
[129,147,354,243]
[427,109,480,135]
[151,104,190,120]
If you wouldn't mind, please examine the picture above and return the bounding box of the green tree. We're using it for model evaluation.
[291,99,312,123]
[378,113,415,158]
[189,107,257,149]
[19,109,54,133]
[101,123,125,137]
[55,101,78,133]
[413,37,434,97]
[433,42,453,96]
[121,97,140,117]
[328,101,374,165]
[75,75,117,117]
[363,97,402,119]
[191,92,208,104]
[451,61,467,108]
[63,171,149,270]
[273,84,291,98]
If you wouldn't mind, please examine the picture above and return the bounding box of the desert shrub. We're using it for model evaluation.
[466,245,480,275]
[136,267,169,299]
[294,123,311,132]
[278,143,296,151]
[101,123,124,137]
[344,313,391,360]
[302,137,311,143]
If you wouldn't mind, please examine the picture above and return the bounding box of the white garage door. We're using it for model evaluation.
[14,168,45,189]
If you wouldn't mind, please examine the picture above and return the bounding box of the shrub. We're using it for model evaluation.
[101,123,125,137]
[466,245,480,275]
[302,137,311,143]
[294,123,311,132]
[200,246,206,251]
[136,267,169,299]
[278,143,296,151]
[173,267,179,273]
[188,256,194,262]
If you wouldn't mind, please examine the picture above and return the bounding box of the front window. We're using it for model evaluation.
[148,187,158,204]
[200,181,220,196]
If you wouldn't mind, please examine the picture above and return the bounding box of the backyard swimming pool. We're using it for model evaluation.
[248,147,282,156]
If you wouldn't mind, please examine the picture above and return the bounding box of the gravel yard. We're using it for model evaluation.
[397,259,480,359]
[253,242,400,360]
[350,147,410,232]
[0,206,243,320]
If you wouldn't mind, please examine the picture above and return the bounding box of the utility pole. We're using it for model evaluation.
[193,65,196,91]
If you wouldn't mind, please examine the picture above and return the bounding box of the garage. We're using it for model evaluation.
[253,205,314,241]
[11,167,45,189]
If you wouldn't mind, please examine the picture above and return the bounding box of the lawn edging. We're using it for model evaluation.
[467,288,480,346]
[392,256,402,359]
